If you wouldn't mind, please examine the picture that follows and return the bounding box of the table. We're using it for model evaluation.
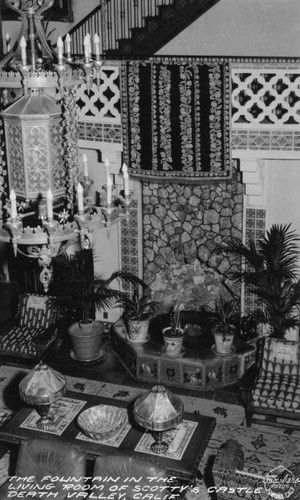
[0,391,216,482]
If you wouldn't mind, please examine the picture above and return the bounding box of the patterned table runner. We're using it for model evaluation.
[20,397,86,436]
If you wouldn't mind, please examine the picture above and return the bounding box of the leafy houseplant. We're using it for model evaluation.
[225,224,300,339]
[118,283,159,343]
[53,249,142,361]
[206,296,240,355]
[162,307,185,357]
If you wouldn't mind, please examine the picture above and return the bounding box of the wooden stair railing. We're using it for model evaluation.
[64,0,220,58]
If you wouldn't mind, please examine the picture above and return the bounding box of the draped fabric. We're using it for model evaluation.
[121,58,231,181]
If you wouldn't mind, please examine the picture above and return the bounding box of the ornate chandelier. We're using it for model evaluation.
[0,0,132,291]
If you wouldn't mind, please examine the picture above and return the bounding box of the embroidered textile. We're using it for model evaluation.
[121,58,231,180]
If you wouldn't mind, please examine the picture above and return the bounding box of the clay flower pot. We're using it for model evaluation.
[127,318,150,344]
[162,327,184,357]
[213,329,235,355]
[68,321,105,362]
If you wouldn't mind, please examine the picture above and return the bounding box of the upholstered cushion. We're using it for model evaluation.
[18,294,59,329]
[252,338,300,411]
[0,324,56,358]
[17,440,85,500]
[93,454,167,499]
[0,440,86,500]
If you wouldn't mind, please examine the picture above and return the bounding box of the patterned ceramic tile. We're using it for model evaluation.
[97,382,144,401]
[204,362,223,389]
[65,375,103,395]
[182,364,204,388]
[136,357,158,380]
[243,208,267,315]
[120,203,140,275]
[160,359,182,385]
[232,129,300,152]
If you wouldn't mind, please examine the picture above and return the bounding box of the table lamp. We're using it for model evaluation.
[19,362,66,429]
[133,385,184,454]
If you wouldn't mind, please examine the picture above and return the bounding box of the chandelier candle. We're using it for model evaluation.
[122,163,130,198]
[9,190,17,221]
[77,183,84,215]
[57,37,64,66]
[20,37,27,67]
[83,154,89,180]
[65,33,72,61]
[93,34,101,60]
[105,158,110,182]
[107,176,113,207]
[46,190,54,222]
[84,35,91,63]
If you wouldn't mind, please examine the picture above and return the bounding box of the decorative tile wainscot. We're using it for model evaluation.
[112,322,256,392]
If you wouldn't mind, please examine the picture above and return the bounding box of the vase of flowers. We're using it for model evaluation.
[162,307,184,357]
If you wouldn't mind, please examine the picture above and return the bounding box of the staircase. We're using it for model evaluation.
[67,0,220,58]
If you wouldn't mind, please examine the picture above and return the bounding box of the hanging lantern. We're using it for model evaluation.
[2,89,65,203]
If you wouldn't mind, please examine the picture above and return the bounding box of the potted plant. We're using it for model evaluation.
[162,307,185,357]
[225,224,300,340]
[206,295,240,355]
[52,248,142,361]
[118,283,159,344]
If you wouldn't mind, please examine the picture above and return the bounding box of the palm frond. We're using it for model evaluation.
[224,224,300,338]
[52,249,144,324]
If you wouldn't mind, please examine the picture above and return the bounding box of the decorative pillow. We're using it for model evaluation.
[18,294,59,329]
[253,337,300,411]
[0,325,56,358]
[261,338,299,372]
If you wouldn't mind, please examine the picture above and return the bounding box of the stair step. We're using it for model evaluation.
[74,0,221,58]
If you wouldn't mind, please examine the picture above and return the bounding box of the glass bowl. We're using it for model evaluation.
[77,405,126,441]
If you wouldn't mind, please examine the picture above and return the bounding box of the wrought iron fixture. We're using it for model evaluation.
[0,0,132,292]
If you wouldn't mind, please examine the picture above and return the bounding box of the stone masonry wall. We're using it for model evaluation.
[143,167,243,285]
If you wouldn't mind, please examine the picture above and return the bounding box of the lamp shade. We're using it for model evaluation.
[133,385,184,432]
[19,362,66,406]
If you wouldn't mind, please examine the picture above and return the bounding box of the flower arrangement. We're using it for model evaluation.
[150,259,228,315]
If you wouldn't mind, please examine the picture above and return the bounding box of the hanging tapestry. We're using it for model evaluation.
[120,58,231,181]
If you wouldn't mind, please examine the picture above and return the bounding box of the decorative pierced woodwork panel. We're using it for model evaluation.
[24,123,52,198]
[77,121,122,144]
[231,129,300,151]
[75,63,300,153]
[5,122,25,196]
[232,66,300,128]
[76,65,120,123]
